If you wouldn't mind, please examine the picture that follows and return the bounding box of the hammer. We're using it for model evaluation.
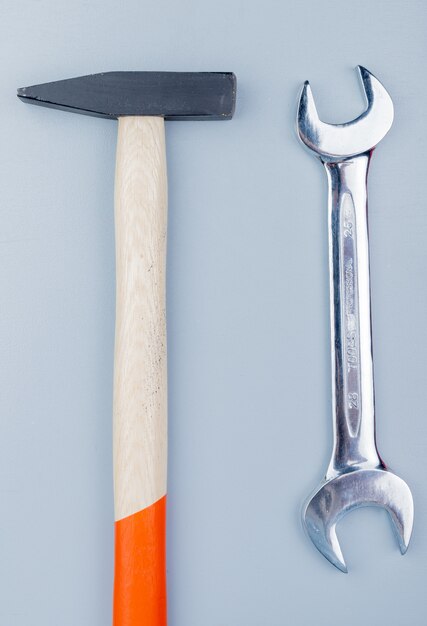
[17,71,236,625]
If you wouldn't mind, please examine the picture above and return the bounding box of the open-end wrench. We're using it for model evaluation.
[296,66,414,572]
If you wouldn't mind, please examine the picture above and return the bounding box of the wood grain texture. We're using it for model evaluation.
[113,116,168,521]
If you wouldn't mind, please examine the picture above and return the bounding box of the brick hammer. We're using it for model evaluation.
[18,71,236,625]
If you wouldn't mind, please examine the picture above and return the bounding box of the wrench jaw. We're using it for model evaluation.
[303,491,348,573]
[296,81,321,156]
[296,66,394,161]
[302,469,414,573]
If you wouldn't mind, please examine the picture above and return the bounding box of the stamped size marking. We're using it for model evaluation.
[348,392,359,409]
[344,215,353,239]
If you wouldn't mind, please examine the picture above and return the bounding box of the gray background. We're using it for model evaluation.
[1,1,427,624]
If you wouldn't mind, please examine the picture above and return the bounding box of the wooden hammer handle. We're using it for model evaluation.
[113,116,168,626]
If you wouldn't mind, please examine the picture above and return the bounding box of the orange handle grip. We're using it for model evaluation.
[113,496,167,625]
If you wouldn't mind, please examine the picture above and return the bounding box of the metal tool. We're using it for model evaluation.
[296,66,414,572]
[18,71,236,625]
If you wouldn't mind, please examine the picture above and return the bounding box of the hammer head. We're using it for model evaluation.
[17,72,236,121]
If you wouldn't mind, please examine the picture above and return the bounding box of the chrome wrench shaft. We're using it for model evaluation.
[326,154,382,478]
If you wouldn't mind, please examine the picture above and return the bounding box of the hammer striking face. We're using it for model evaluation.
[18,70,236,626]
